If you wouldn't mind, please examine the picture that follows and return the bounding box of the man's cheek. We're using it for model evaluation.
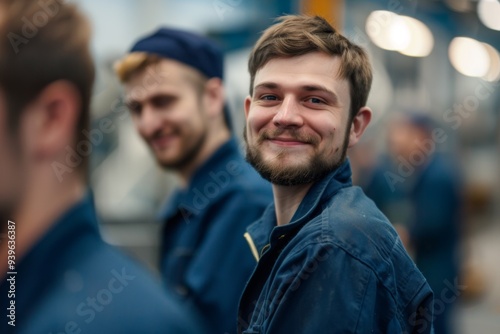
[248,123,264,144]
[248,110,268,130]
[248,130,261,147]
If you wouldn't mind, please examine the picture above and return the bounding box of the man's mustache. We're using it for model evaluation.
[258,129,319,145]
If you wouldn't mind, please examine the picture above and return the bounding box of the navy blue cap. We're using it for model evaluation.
[129,27,232,130]
[405,112,435,133]
[130,27,224,80]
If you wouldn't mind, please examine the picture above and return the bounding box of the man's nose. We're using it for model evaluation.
[138,106,162,138]
[272,96,304,128]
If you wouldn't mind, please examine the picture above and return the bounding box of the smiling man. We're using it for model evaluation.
[115,28,272,334]
[238,15,434,333]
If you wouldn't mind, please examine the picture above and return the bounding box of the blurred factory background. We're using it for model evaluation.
[74,0,500,332]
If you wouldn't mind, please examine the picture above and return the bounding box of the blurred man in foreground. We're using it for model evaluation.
[0,1,202,333]
[115,28,272,333]
[238,15,434,333]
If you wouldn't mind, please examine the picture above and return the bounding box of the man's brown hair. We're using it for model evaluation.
[0,0,94,175]
[114,52,207,96]
[114,52,162,83]
[248,15,373,121]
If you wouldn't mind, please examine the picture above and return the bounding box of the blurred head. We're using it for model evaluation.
[115,28,229,171]
[387,113,435,160]
[0,0,94,216]
[244,15,373,186]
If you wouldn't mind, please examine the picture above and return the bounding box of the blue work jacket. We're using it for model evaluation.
[158,137,272,334]
[238,160,434,334]
[0,194,203,334]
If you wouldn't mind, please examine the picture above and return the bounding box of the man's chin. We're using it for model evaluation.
[261,159,308,173]
[258,167,319,186]
[155,151,197,171]
[261,142,314,155]
[247,150,342,187]
[156,157,184,170]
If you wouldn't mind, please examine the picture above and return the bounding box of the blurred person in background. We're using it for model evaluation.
[364,113,462,334]
[115,28,272,334]
[238,15,433,334]
[0,1,203,333]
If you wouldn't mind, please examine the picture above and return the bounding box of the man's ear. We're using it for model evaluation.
[203,77,225,118]
[244,96,252,120]
[348,106,372,148]
[23,80,81,161]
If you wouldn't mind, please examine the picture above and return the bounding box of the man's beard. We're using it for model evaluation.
[244,126,351,186]
[154,124,207,171]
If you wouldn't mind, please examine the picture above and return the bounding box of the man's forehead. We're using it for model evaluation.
[124,59,201,100]
[124,73,184,102]
[254,53,347,90]
[125,83,176,103]
[257,52,342,73]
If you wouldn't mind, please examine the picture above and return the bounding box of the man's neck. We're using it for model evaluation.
[0,166,85,279]
[273,183,313,226]
[178,129,231,187]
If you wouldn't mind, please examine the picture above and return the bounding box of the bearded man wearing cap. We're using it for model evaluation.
[115,28,272,334]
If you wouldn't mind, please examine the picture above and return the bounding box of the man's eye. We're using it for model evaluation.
[152,96,174,108]
[261,95,277,101]
[307,97,323,104]
[127,102,142,114]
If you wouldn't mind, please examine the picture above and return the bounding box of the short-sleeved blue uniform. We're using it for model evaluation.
[158,137,273,334]
[0,194,203,334]
[238,160,434,334]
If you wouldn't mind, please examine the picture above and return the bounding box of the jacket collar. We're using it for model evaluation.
[246,160,353,259]
[158,137,241,221]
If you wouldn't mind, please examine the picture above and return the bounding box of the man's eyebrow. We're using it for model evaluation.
[125,92,173,104]
[302,84,338,100]
[254,82,279,91]
[254,82,338,100]
[124,97,140,107]
[124,97,136,104]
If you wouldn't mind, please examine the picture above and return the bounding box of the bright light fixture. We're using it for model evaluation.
[482,43,500,81]
[449,37,490,77]
[398,16,434,57]
[478,0,500,31]
[365,11,434,57]
[366,11,400,51]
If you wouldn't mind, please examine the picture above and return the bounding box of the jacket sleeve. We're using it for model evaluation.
[263,242,431,334]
